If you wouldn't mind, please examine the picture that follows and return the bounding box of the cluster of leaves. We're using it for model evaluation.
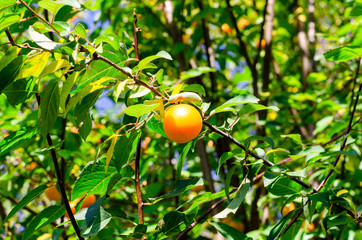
[0,0,361,240]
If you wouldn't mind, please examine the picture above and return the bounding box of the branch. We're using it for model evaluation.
[0,194,57,227]
[34,94,84,240]
[176,195,230,240]
[253,0,269,67]
[135,138,144,224]
[317,59,362,191]
[132,9,140,61]
[5,29,43,51]
[225,0,259,97]
[19,0,61,36]
[203,120,360,221]
[282,58,362,236]
[197,0,217,93]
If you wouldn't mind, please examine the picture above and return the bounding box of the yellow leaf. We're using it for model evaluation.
[19,52,49,78]
[39,59,71,79]
[336,189,348,197]
[171,84,183,95]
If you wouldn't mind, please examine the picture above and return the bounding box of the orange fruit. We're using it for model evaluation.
[238,18,250,29]
[64,194,96,218]
[221,23,232,34]
[45,184,62,201]
[256,39,266,48]
[163,104,202,143]
[81,194,97,209]
[301,221,315,233]
[282,202,296,216]
[65,202,77,219]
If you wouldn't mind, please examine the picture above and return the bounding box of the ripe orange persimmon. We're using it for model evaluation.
[65,202,76,219]
[45,184,62,201]
[221,23,232,34]
[256,39,266,48]
[163,104,202,143]
[81,194,97,209]
[282,202,296,216]
[238,18,250,29]
[64,194,96,218]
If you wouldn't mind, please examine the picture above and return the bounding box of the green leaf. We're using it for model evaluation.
[147,115,167,137]
[74,207,112,237]
[66,77,110,113]
[281,134,303,145]
[60,71,80,111]
[0,56,24,94]
[72,23,87,39]
[160,211,185,235]
[95,33,120,51]
[113,130,142,172]
[267,176,303,196]
[154,69,164,84]
[211,95,259,115]
[38,0,63,17]
[263,171,280,187]
[280,220,303,240]
[74,89,102,126]
[304,199,317,224]
[3,77,37,106]
[217,149,243,174]
[213,222,251,240]
[325,214,355,229]
[268,210,295,240]
[137,51,172,72]
[40,79,60,137]
[180,67,216,81]
[239,104,279,116]
[29,26,67,50]
[181,84,206,97]
[23,206,66,240]
[150,178,202,201]
[124,103,160,117]
[324,46,362,62]
[225,164,239,202]
[0,14,20,34]
[53,21,71,36]
[214,179,250,218]
[0,0,17,11]
[72,158,120,200]
[350,5,362,16]
[0,185,49,227]
[0,127,37,157]
[177,141,193,179]
[78,112,92,141]
[307,192,330,207]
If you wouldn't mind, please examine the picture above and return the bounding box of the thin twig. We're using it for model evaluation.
[35,94,84,240]
[322,116,361,147]
[133,9,140,61]
[225,0,259,97]
[253,0,269,67]
[282,58,362,236]
[0,194,58,227]
[176,195,230,240]
[19,0,61,36]
[135,139,144,224]
[5,29,43,51]
[317,59,362,191]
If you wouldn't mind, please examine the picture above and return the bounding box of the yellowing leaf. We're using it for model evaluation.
[171,84,183,95]
[336,189,348,197]
[168,92,203,104]
[39,59,71,79]
[19,53,49,78]
[66,77,114,113]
